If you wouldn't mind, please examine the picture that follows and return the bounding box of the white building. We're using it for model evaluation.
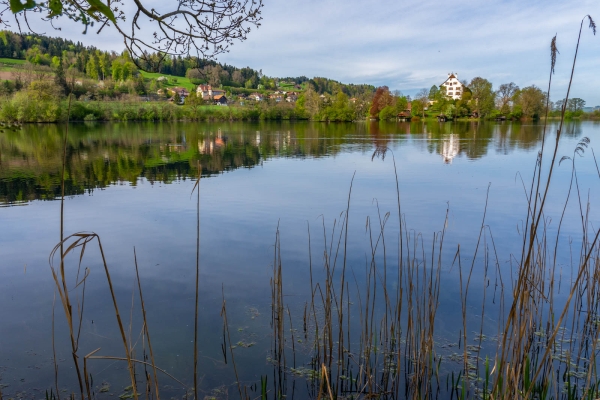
[440,73,464,100]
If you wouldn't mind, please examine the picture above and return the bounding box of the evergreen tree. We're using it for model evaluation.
[53,56,68,94]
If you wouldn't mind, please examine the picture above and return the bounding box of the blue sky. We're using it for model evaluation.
[19,0,600,105]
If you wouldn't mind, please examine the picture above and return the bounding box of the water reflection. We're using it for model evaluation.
[441,134,459,163]
[0,120,584,204]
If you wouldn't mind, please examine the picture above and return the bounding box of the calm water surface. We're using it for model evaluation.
[1,121,599,398]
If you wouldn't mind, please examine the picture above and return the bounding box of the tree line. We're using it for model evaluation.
[369,77,590,121]
[0,30,374,96]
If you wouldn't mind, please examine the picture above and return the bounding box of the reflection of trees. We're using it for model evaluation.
[0,120,567,203]
[419,121,547,163]
[368,121,391,157]
[0,122,370,203]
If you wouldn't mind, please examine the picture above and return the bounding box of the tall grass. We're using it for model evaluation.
[264,15,599,400]
[43,15,598,400]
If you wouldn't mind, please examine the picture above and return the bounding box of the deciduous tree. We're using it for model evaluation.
[416,88,429,118]
[567,98,586,112]
[496,82,519,114]
[369,86,393,117]
[514,85,545,118]
[468,77,495,116]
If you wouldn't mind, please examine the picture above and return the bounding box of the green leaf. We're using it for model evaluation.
[86,0,116,23]
[9,0,36,13]
[48,0,63,17]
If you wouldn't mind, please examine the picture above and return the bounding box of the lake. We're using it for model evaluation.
[1,120,600,399]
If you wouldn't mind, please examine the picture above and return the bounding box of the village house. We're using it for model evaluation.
[196,85,225,100]
[249,93,264,101]
[214,94,228,106]
[397,102,412,121]
[211,88,225,98]
[167,87,190,104]
[197,84,211,100]
[440,73,464,100]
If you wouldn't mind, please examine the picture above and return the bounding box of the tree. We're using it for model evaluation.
[496,82,519,114]
[173,90,181,104]
[514,85,545,118]
[185,90,204,118]
[53,56,68,94]
[3,0,264,69]
[186,68,204,83]
[232,70,244,85]
[428,85,439,100]
[204,65,222,86]
[369,86,393,117]
[86,55,99,80]
[468,77,495,116]
[567,98,586,112]
[351,92,372,120]
[134,75,146,94]
[395,95,408,114]
[303,85,321,118]
[411,100,423,118]
[416,88,429,118]
[97,51,110,80]
[111,60,123,81]
[28,80,62,102]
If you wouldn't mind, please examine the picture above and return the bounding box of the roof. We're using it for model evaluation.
[214,94,226,100]
[441,73,462,86]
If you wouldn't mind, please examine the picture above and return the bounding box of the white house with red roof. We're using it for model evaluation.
[440,73,464,100]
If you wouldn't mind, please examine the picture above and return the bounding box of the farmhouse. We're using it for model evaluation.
[214,94,228,105]
[197,84,211,100]
[440,73,464,100]
[196,85,225,100]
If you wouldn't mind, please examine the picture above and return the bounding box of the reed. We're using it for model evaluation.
[42,15,600,400]
[192,161,202,400]
[261,16,600,400]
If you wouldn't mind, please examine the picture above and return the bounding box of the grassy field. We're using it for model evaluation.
[278,82,304,91]
[0,57,25,72]
[139,70,196,91]
[0,57,25,66]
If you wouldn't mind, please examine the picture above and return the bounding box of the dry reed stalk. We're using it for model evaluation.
[321,364,334,400]
[50,233,139,400]
[85,355,186,387]
[83,348,101,400]
[56,93,85,400]
[192,161,202,400]
[492,15,597,399]
[220,287,243,400]
[52,289,60,400]
[133,248,160,399]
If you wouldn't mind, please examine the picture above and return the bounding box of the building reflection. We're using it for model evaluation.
[441,134,460,164]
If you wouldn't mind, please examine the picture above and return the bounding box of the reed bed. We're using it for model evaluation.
[263,15,600,400]
[41,15,599,400]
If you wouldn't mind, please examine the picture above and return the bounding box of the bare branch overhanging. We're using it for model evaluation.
[0,0,263,70]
